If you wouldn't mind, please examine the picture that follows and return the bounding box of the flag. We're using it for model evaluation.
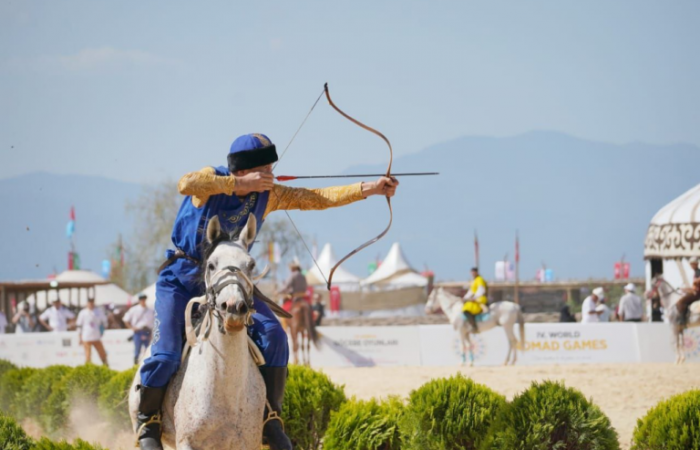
[70,205,76,221]
[66,221,75,238]
[474,230,479,269]
[515,232,520,263]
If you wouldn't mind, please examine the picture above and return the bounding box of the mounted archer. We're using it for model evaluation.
[134,133,398,450]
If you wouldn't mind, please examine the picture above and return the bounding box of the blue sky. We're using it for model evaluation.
[1,1,698,184]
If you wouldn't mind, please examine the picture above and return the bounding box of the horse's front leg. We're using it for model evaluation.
[465,333,475,367]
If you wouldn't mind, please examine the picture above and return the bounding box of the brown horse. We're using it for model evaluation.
[286,298,320,366]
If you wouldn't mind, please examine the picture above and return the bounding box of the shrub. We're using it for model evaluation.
[18,365,74,426]
[44,364,115,433]
[33,437,106,450]
[481,380,619,450]
[632,389,700,450]
[0,368,39,419]
[324,396,405,450]
[284,365,347,450]
[0,412,34,450]
[98,365,138,429]
[0,359,18,379]
[401,374,506,450]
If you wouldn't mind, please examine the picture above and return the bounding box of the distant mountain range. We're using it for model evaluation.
[2,131,698,285]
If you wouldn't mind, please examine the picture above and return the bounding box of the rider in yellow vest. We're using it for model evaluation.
[462,267,488,332]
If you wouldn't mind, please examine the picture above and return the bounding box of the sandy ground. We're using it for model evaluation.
[321,363,700,450]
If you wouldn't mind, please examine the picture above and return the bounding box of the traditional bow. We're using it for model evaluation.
[273,83,394,290]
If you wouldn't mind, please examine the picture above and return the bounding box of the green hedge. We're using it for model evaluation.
[32,437,106,450]
[98,365,137,429]
[0,359,18,379]
[284,365,347,450]
[401,374,506,450]
[481,380,619,450]
[0,413,34,450]
[44,365,116,433]
[18,366,74,429]
[632,389,700,450]
[324,397,404,450]
[0,368,39,419]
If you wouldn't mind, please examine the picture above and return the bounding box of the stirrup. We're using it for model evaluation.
[262,399,285,430]
[134,412,162,448]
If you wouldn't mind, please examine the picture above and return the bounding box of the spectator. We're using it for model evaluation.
[559,304,576,323]
[581,287,604,323]
[76,298,109,366]
[0,310,6,334]
[596,297,611,322]
[618,283,644,322]
[311,293,325,327]
[38,298,75,332]
[12,301,34,333]
[123,293,155,365]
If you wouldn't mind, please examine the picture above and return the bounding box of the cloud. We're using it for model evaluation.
[4,47,180,72]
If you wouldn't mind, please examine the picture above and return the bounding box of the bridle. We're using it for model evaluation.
[184,263,256,351]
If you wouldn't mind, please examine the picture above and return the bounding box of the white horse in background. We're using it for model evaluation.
[425,287,525,366]
[652,275,700,364]
[129,215,267,450]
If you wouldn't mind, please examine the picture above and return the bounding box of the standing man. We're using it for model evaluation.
[312,293,325,327]
[462,267,488,332]
[581,287,604,323]
[123,294,156,365]
[39,298,75,332]
[135,133,398,450]
[618,283,643,322]
[12,301,34,333]
[76,298,109,366]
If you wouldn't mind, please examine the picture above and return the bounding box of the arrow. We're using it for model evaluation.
[276,172,439,182]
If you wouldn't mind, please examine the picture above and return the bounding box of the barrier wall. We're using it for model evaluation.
[0,324,698,370]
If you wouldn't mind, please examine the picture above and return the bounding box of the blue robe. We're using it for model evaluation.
[140,166,288,388]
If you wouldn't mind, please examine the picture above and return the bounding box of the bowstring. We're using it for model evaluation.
[270,86,329,286]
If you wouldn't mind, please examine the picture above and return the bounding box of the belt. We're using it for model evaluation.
[157,249,200,274]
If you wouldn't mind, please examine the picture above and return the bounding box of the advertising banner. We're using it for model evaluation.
[308,326,422,367]
[419,323,641,366]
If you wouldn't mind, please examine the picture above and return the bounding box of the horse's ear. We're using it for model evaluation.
[206,216,221,243]
[240,214,257,248]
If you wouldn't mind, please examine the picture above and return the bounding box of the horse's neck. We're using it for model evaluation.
[437,292,463,324]
[197,328,253,386]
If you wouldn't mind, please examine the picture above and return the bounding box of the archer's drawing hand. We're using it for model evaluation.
[363,176,399,198]
[237,172,274,193]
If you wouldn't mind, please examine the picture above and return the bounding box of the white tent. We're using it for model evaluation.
[644,183,700,290]
[137,283,158,309]
[362,242,428,288]
[306,243,361,291]
[27,270,133,308]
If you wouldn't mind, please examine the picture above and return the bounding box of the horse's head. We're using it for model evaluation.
[202,214,258,334]
[651,274,681,309]
[425,288,443,314]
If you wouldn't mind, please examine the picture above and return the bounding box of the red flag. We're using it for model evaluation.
[70,206,76,221]
[515,233,520,263]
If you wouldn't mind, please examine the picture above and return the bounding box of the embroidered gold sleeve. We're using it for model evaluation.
[264,183,365,218]
[178,167,237,208]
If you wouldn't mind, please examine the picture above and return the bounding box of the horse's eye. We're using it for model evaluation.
[248,261,256,272]
[208,263,215,272]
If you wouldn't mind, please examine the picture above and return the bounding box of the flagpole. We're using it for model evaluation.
[515,231,520,305]
[474,230,479,270]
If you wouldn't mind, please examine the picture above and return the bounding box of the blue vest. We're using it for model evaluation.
[166,166,269,293]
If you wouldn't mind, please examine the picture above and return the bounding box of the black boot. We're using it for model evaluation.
[465,313,479,333]
[260,367,293,450]
[135,385,166,450]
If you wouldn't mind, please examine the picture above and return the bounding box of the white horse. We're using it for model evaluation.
[652,275,700,364]
[425,287,525,366]
[129,215,267,450]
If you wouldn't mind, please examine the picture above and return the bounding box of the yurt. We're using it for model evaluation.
[644,183,700,290]
[27,270,132,309]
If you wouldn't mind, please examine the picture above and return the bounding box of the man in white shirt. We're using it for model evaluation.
[123,293,156,365]
[581,287,605,323]
[12,301,35,333]
[596,298,611,322]
[39,299,76,332]
[618,283,644,322]
[0,310,7,334]
[76,298,109,366]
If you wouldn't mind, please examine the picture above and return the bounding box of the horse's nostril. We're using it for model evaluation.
[236,302,249,315]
